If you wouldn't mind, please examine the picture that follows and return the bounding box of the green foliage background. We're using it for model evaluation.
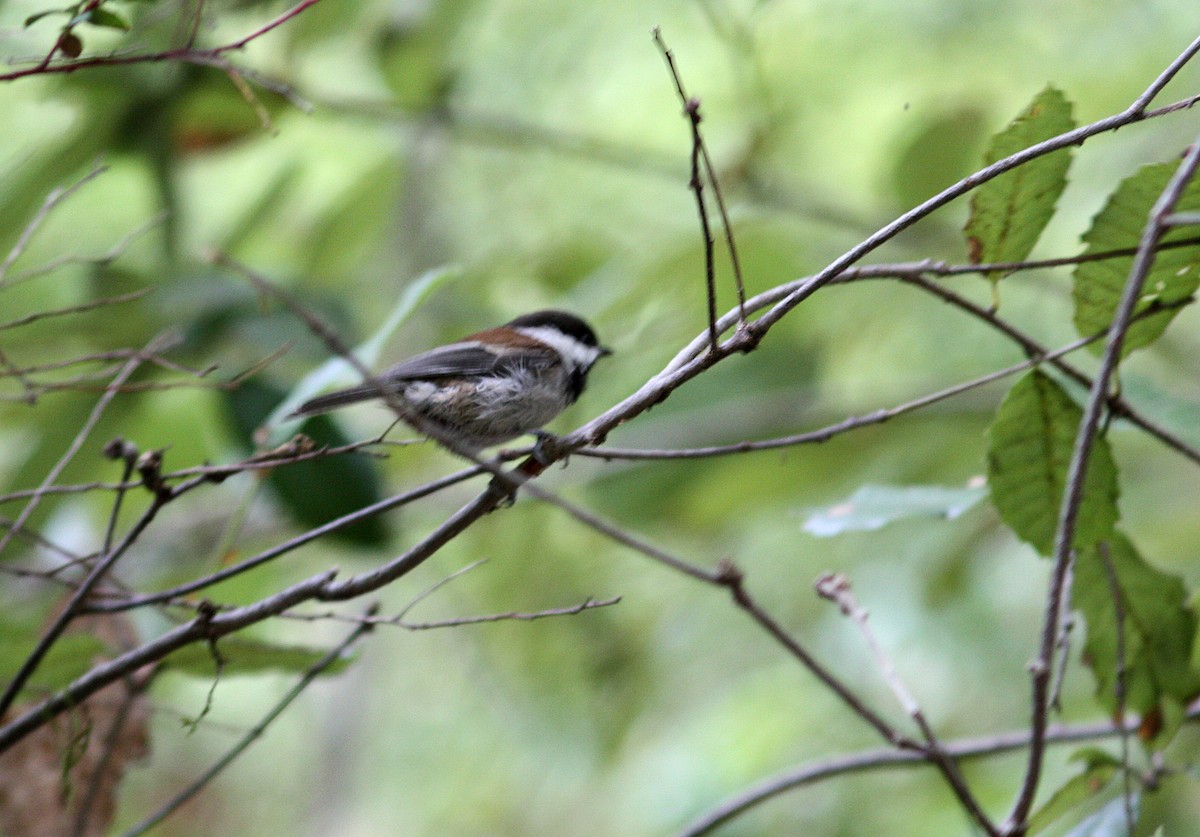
[2,0,1200,834]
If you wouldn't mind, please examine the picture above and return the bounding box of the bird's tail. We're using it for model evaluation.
[288,383,384,418]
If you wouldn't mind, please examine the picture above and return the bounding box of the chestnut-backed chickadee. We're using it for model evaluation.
[289,309,610,449]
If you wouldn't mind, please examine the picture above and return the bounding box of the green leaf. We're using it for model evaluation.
[1074,534,1200,737]
[803,482,987,536]
[163,636,354,678]
[227,378,390,547]
[1073,160,1200,356]
[0,633,109,697]
[887,107,989,210]
[24,8,68,27]
[1061,793,1138,837]
[986,371,1119,555]
[965,86,1076,274]
[1028,759,1118,835]
[87,8,130,30]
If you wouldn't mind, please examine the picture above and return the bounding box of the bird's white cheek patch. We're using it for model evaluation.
[514,326,603,369]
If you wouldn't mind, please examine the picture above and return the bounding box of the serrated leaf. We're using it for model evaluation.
[986,371,1119,555]
[1073,160,1200,356]
[163,636,354,678]
[803,482,987,536]
[965,86,1076,275]
[1062,793,1138,837]
[1074,534,1200,741]
[1028,760,1118,835]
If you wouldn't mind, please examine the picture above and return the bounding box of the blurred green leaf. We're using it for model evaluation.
[986,371,1119,555]
[373,0,472,110]
[1028,758,1118,835]
[965,86,1075,275]
[303,158,400,279]
[803,482,986,536]
[226,377,389,547]
[170,78,281,153]
[163,635,353,677]
[1072,160,1200,356]
[888,106,988,210]
[1061,793,1138,837]
[1074,534,1200,740]
[24,8,69,27]
[88,8,130,30]
[0,633,109,697]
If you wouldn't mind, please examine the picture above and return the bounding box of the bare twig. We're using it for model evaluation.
[83,464,487,613]
[0,289,151,332]
[1047,552,1076,712]
[0,333,174,560]
[284,595,622,630]
[746,37,1200,339]
[0,0,325,103]
[676,712,1188,837]
[653,27,721,351]
[0,445,173,718]
[117,605,375,837]
[2,212,166,288]
[0,166,108,287]
[1098,542,1135,834]
[714,561,911,750]
[815,572,996,835]
[577,326,1109,461]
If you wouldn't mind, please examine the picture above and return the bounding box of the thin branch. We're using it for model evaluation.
[1004,132,1200,835]
[0,289,151,332]
[561,64,1200,452]
[676,712,1189,837]
[653,27,721,351]
[888,272,1200,465]
[519,480,720,584]
[577,327,1108,461]
[815,572,996,835]
[1098,542,1135,834]
[714,561,910,750]
[0,165,108,287]
[1047,552,1076,712]
[747,37,1200,339]
[0,333,174,560]
[1128,32,1200,114]
[0,0,325,86]
[2,212,167,289]
[284,595,623,630]
[0,448,172,718]
[116,606,374,837]
[83,464,487,613]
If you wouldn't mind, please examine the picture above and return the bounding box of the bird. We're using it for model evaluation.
[289,309,610,449]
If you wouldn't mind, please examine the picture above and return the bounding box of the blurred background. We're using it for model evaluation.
[2,0,1200,834]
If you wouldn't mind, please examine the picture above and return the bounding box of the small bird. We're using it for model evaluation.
[289,309,610,449]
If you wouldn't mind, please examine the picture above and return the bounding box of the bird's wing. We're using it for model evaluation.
[381,340,555,380]
[380,342,505,380]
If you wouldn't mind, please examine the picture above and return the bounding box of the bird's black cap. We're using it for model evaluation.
[507,309,609,354]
